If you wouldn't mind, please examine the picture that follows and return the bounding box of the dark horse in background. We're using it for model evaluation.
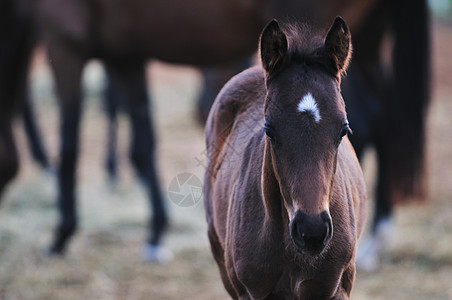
[0,0,429,265]
[342,0,430,269]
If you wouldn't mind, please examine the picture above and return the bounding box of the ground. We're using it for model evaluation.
[0,20,451,300]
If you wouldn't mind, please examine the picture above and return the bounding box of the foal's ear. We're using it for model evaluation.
[260,19,288,75]
[322,17,352,76]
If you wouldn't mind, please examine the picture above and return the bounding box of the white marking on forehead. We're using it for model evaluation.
[297,92,321,123]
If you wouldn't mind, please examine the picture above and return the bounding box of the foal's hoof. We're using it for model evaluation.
[141,244,173,264]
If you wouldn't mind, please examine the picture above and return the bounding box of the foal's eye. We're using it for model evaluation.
[264,122,276,141]
[339,123,352,141]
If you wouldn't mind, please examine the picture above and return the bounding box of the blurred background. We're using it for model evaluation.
[0,1,451,299]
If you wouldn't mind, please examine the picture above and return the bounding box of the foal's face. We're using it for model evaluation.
[264,65,350,254]
[260,18,352,255]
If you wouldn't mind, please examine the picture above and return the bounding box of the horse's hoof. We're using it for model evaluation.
[356,217,395,272]
[43,246,65,258]
[356,237,379,272]
[106,175,119,192]
[141,244,173,264]
[47,237,71,257]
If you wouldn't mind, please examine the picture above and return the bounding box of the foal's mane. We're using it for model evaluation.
[283,22,325,54]
[277,22,343,78]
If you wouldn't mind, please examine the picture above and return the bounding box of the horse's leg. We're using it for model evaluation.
[0,1,35,200]
[106,62,169,262]
[356,126,396,271]
[374,141,394,232]
[361,121,396,259]
[46,44,85,254]
[343,61,390,271]
[103,72,119,184]
[22,92,51,171]
[0,118,19,200]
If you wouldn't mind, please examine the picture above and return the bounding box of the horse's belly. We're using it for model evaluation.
[95,0,265,64]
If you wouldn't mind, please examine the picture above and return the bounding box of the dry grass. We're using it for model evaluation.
[1,21,452,300]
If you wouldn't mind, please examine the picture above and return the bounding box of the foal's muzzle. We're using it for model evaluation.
[290,210,333,255]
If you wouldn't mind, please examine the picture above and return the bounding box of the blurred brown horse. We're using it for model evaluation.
[0,0,429,262]
[204,18,367,298]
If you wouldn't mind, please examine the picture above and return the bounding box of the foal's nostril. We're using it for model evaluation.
[293,222,306,247]
[290,210,333,254]
[323,220,331,245]
[321,211,333,246]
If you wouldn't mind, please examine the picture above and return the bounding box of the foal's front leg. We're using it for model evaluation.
[47,44,85,254]
[331,262,355,300]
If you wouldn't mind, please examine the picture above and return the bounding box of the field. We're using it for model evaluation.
[0,20,452,299]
